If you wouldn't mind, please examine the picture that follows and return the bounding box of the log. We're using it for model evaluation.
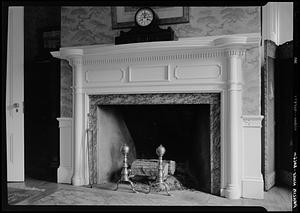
[130,159,176,179]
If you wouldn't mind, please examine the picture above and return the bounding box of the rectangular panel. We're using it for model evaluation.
[61,127,72,167]
[174,64,221,80]
[85,69,124,82]
[129,65,170,82]
[57,118,73,184]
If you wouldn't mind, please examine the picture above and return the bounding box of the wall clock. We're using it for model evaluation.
[115,7,178,45]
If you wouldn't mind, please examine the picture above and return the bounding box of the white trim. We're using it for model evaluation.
[6,6,24,182]
[241,175,264,199]
[52,33,260,60]
[57,117,73,184]
[262,2,279,45]
[57,117,73,127]
[57,166,73,184]
[241,115,264,199]
[277,2,293,45]
[241,115,264,127]
[262,2,294,45]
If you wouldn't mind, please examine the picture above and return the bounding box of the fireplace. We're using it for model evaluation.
[52,33,264,199]
[88,93,220,195]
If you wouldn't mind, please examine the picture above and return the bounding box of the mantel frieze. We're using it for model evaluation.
[78,48,247,66]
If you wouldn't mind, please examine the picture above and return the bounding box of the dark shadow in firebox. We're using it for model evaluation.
[104,104,212,193]
[109,167,122,183]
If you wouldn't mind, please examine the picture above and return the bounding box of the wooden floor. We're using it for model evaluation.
[5,178,292,211]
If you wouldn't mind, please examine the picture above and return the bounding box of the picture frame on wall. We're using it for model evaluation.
[42,28,60,50]
[111,6,189,29]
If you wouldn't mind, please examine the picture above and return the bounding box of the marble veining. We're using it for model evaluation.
[88,93,220,195]
[60,60,73,117]
[242,46,260,115]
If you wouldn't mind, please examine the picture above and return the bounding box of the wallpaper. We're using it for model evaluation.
[60,6,261,117]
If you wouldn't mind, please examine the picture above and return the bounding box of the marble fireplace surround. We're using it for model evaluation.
[88,93,220,195]
[52,33,264,199]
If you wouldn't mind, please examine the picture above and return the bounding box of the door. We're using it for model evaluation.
[262,40,277,190]
[275,41,293,187]
[6,7,24,182]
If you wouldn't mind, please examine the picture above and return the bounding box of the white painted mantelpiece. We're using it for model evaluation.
[52,33,263,199]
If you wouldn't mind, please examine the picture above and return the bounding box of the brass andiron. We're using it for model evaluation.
[114,144,138,193]
[147,144,171,196]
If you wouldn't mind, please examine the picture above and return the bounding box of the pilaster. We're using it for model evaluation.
[68,56,88,186]
[224,49,244,199]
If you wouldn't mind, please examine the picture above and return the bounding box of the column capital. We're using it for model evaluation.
[66,55,83,68]
[227,51,243,87]
[224,48,246,58]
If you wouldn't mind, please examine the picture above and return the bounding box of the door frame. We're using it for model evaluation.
[6,6,25,182]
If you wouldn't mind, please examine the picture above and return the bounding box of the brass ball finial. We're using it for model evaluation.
[120,143,130,155]
[156,144,166,157]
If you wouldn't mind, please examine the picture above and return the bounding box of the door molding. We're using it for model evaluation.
[6,6,24,182]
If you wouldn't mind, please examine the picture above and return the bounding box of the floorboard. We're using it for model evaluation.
[5,178,292,211]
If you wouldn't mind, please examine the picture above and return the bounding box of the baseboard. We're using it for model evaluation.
[57,166,73,184]
[242,176,264,199]
[220,188,225,197]
[264,171,276,190]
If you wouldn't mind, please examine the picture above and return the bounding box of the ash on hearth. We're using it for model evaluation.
[131,175,184,192]
[173,162,199,191]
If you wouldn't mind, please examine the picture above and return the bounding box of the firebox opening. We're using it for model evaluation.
[98,104,211,193]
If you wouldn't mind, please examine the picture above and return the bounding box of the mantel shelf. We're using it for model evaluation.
[51,33,260,59]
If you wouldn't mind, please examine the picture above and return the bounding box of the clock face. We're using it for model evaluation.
[135,8,154,27]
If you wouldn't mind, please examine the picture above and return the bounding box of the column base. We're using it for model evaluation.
[57,166,72,184]
[71,176,84,186]
[241,176,264,199]
[224,184,240,199]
